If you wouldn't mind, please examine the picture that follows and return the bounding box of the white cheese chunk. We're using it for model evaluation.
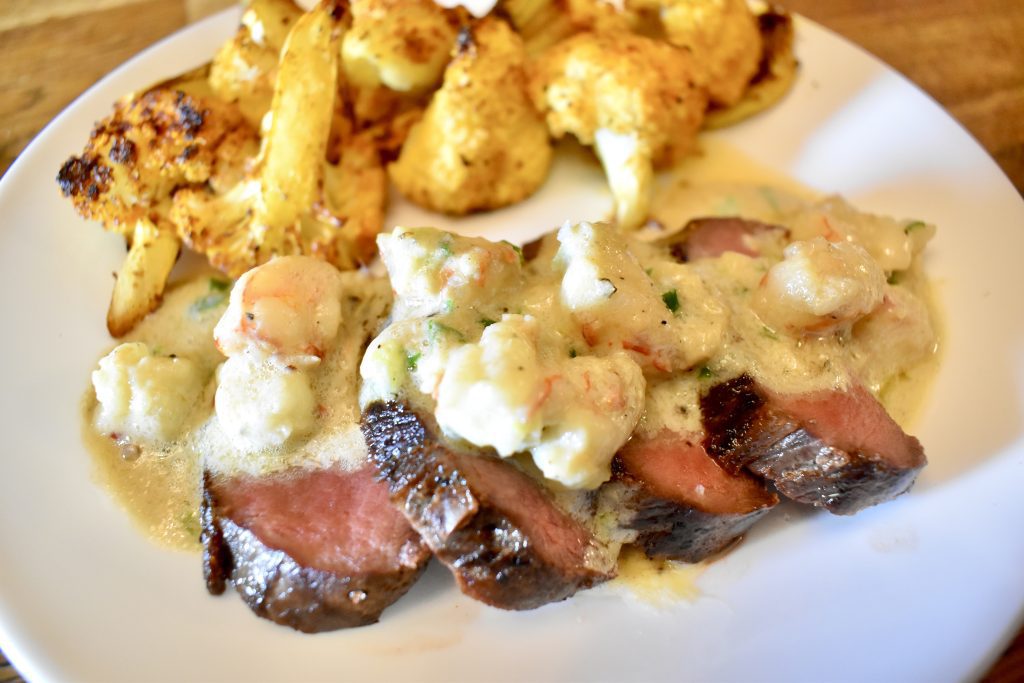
[92,342,204,444]
[214,354,317,451]
[378,227,522,321]
[435,316,645,489]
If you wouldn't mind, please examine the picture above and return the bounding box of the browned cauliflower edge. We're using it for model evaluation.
[529,30,707,230]
[388,17,553,215]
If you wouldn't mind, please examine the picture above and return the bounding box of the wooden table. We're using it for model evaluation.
[0,1,1021,681]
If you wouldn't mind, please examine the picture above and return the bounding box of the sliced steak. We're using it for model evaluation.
[662,217,787,261]
[361,400,613,610]
[701,374,926,515]
[609,431,778,562]
[202,465,431,632]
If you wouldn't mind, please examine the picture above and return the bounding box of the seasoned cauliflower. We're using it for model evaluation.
[501,0,634,55]
[57,86,259,334]
[57,87,258,236]
[210,0,303,126]
[172,4,387,277]
[529,31,707,229]
[342,0,457,95]
[342,0,457,122]
[628,0,762,107]
[388,18,553,215]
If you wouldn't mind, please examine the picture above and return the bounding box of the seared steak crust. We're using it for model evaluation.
[361,400,613,610]
[201,467,430,632]
[701,374,926,515]
[610,432,777,562]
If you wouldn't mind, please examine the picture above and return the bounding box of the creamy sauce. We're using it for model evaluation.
[83,276,226,550]
[609,547,705,605]
[81,142,943,589]
[82,270,391,550]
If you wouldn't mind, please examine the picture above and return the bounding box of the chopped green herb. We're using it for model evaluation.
[427,319,465,342]
[189,292,227,316]
[761,325,779,340]
[644,267,654,277]
[479,317,497,327]
[443,298,455,313]
[662,289,680,313]
[209,278,231,292]
[406,351,421,371]
[759,186,780,212]
[903,220,926,235]
[438,239,453,256]
[179,511,200,538]
[502,240,525,265]
[698,366,713,379]
[569,347,578,358]
[715,195,739,215]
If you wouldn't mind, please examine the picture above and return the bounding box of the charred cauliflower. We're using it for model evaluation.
[57,86,259,335]
[388,18,552,215]
[628,0,762,107]
[500,0,633,55]
[342,0,458,99]
[529,31,706,230]
[57,87,257,233]
[172,1,386,277]
[209,0,304,126]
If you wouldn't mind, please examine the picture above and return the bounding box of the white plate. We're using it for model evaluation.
[2,9,1023,683]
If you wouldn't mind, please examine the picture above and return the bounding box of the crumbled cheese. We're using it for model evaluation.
[214,353,317,451]
[434,316,645,489]
[92,342,204,443]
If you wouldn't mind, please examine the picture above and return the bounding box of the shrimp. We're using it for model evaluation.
[754,237,886,335]
[214,255,344,364]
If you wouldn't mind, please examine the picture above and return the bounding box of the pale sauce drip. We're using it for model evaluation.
[82,275,227,551]
[610,547,705,606]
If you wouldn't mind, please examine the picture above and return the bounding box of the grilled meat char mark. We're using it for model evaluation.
[611,431,778,562]
[202,466,431,632]
[701,374,926,515]
[361,400,613,611]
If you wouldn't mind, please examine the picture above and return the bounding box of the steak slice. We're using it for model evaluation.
[701,374,926,515]
[202,465,431,632]
[609,431,778,562]
[662,217,787,262]
[361,400,613,610]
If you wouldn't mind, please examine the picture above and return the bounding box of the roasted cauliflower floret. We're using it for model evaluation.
[57,87,259,335]
[388,18,552,215]
[628,0,761,107]
[702,7,797,129]
[343,0,457,95]
[529,31,707,230]
[57,88,258,234]
[210,0,304,126]
[172,2,385,278]
[341,0,458,123]
[501,0,634,56]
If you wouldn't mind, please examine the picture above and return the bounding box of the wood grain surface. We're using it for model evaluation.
[0,1,1021,681]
